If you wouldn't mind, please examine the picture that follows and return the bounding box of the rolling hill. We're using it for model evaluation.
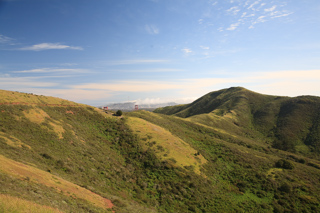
[1,88,320,212]
[155,87,320,157]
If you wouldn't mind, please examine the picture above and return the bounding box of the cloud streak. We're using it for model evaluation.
[19,43,83,51]
[182,48,192,54]
[12,68,89,73]
[227,22,240,31]
[111,68,183,73]
[106,59,169,65]
[0,34,14,44]
[145,24,159,35]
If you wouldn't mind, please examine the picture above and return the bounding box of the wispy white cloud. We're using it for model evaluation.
[111,68,183,73]
[270,11,293,19]
[200,46,210,50]
[0,34,14,44]
[226,6,240,15]
[145,24,159,35]
[12,68,88,73]
[264,5,277,12]
[220,0,294,30]
[182,48,192,54]
[247,0,261,10]
[19,43,83,51]
[241,12,247,18]
[227,22,240,30]
[106,59,169,65]
[0,76,57,88]
[211,1,218,6]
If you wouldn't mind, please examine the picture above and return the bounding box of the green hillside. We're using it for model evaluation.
[1,88,320,212]
[155,87,320,157]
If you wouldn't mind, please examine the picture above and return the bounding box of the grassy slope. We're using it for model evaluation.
[2,89,320,212]
[0,90,156,213]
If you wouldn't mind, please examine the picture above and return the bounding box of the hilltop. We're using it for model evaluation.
[155,87,320,157]
[1,88,320,212]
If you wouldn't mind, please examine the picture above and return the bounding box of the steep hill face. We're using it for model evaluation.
[155,87,320,156]
[2,89,320,213]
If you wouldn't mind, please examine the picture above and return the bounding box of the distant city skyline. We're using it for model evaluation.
[1,0,320,106]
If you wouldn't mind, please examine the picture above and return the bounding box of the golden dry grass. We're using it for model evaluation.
[127,117,207,175]
[48,121,65,139]
[23,108,65,139]
[23,109,50,124]
[0,155,114,210]
[0,194,63,213]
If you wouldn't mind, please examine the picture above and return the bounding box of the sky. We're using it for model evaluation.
[0,0,320,106]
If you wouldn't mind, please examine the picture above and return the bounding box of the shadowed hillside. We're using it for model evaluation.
[1,89,320,212]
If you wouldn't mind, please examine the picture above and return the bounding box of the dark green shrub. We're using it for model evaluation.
[40,153,52,159]
[279,183,292,193]
[116,110,123,116]
[275,159,294,170]
[307,162,320,169]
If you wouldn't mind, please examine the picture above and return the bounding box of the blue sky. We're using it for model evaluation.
[0,0,320,106]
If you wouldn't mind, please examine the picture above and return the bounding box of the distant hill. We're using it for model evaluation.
[155,87,320,156]
[1,88,320,212]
